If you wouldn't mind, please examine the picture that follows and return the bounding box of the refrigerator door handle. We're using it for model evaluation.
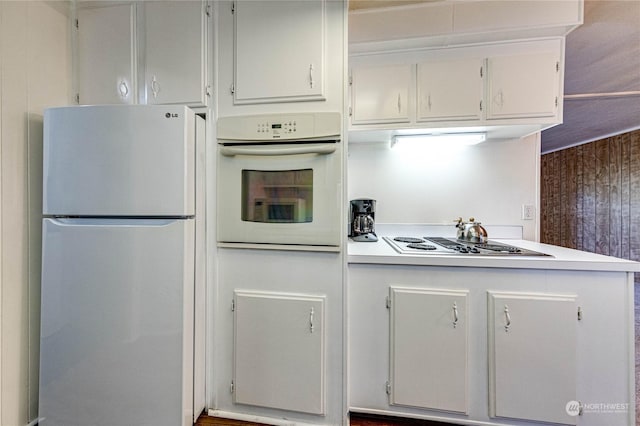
[47,218,186,227]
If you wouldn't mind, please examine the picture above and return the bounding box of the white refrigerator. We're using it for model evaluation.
[39,105,206,426]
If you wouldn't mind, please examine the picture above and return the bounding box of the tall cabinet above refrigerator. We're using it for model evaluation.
[39,105,205,426]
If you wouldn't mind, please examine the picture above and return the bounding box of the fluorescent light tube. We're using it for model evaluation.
[391,133,486,149]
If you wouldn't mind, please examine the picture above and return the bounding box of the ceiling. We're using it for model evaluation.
[540,0,640,153]
[347,0,640,153]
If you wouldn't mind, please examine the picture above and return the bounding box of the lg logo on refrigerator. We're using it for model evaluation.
[165,112,179,118]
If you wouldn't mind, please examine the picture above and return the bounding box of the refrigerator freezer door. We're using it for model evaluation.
[43,105,195,217]
[39,218,195,426]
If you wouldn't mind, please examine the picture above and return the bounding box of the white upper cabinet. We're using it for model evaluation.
[452,0,583,37]
[143,1,208,106]
[350,64,412,124]
[487,52,560,120]
[77,3,135,105]
[349,0,582,52]
[488,291,578,425]
[233,0,325,104]
[348,38,564,139]
[233,290,326,415]
[76,1,210,107]
[389,287,469,414]
[417,58,483,122]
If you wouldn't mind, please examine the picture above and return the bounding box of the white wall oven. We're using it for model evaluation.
[217,113,342,249]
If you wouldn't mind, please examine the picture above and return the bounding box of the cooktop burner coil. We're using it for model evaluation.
[477,243,522,253]
[393,237,424,243]
[382,235,552,257]
[407,243,437,250]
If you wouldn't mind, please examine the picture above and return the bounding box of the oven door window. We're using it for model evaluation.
[241,169,313,223]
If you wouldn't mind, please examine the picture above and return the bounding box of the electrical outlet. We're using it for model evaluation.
[522,204,535,220]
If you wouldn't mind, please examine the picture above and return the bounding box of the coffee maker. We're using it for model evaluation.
[349,199,378,242]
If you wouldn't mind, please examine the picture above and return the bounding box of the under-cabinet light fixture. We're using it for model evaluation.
[391,133,486,149]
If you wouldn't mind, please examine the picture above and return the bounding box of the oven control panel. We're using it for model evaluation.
[256,120,298,137]
[217,112,341,142]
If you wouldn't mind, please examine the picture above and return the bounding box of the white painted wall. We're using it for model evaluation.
[347,133,540,240]
[0,2,71,425]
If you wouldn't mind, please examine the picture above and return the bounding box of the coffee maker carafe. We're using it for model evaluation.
[349,199,378,242]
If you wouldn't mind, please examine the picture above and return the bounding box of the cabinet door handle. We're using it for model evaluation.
[504,305,511,332]
[309,64,314,89]
[397,93,401,113]
[150,75,160,99]
[427,94,432,111]
[118,81,129,98]
[495,90,504,108]
[452,302,459,328]
[309,307,315,333]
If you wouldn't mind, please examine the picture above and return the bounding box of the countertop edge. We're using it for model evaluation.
[347,254,640,272]
[347,238,640,273]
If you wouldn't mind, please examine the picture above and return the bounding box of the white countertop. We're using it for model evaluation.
[348,237,640,273]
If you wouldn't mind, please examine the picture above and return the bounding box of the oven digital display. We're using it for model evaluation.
[271,124,281,129]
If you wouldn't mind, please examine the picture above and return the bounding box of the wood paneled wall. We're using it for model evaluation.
[541,129,640,277]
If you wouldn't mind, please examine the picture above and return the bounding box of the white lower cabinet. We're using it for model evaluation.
[389,287,469,413]
[233,290,325,415]
[488,291,578,425]
[348,265,634,426]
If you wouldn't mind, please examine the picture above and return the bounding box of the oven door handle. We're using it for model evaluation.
[220,144,337,157]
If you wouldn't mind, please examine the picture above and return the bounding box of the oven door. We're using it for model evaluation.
[217,142,342,247]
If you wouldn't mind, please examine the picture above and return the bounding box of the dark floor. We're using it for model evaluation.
[196,412,446,426]
[196,412,265,426]
[348,413,446,425]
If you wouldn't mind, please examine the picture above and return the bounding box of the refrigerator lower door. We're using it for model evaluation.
[39,218,195,426]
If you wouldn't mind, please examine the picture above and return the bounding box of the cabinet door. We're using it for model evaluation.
[233,291,325,414]
[351,64,412,125]
[234,0,325,104]
[77,3,136,105]
[488,292,577,425]
[417,58,483,122]
[389,287,469,413]
[143,1,208,107]
[486,52,560,119]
